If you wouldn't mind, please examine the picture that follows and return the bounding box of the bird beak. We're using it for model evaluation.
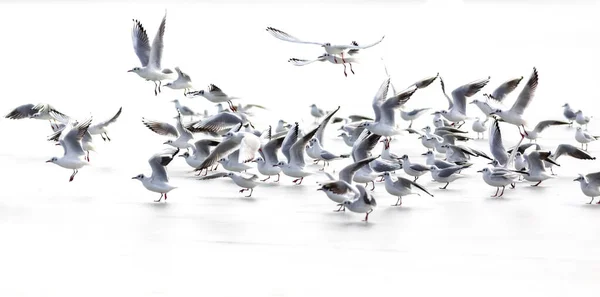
[573,178,579,181]
[162,141,169,144]
[178,155,185,158]
[421,152,427,156]
[317,188,323,191]
[477,170,483,173]
[131,176,137,179]
[469,101,475,104]
[127,69,133,73]
[45,159,53,163]
[487,161,495,165]
[273,165,279,167]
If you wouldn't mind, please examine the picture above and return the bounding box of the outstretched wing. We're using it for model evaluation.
[451,77,491,115]
[339,156,379,183]
[490,76,523,101]
[148,12,167,69]
[510,67,539,116]
[266,27,325,46]
[142,118,178,137]
[131,19,151,67]
[288,57,325,66]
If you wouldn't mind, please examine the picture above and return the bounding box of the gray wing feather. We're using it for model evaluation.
[451,77,491,114]
[553,144,595,160]
[149,13,167,69]
[315,106,341,145]
[142,118,178,137]
[190,112,243,134]
[490,119,508,165]
[290,125,319,167]
[510,68,539,116]
[281,123,299,163]
[339,156,379,183]
[131,19,151,66]
[397,177,434,197]
[533,120,568,133]
[372,78,390,122]
[491,76,523,101]
[195,137,242,170]
[437,166,463,178]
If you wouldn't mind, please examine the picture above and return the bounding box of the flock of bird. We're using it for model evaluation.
[5,12,600,221]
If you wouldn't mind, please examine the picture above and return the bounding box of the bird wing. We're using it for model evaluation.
[61,118,92,157]
[341,35,385,50]
[149,148,178,182]
[451,77,491,115]
[490,76,523,101]
[585,172,600,184]
[339,156,379,183]
[198,172,229,181]
[142,118,178,137]
[439,77,453,109]
[175,111,193,141]
[148,12,167,69]
[351,131,381,162]
[397,176,434,197]
[175,67,191,82]
[372,78,390,122]
[410,73,439,89]
[510,67,539,116]
[131,19,151,66]
[380,87,417,126]
[315,106,341,145]
[281,123,299,163]
[489,119,509,165]
[262,136,285,164]
[288,57,325,66]
[437,166,464,178]
[406,108,431,117]
[237,133,261,163]
[196,136,242,170]
[94,107,122,129]
[4,104,37,119]
[265,27,325,46]
[290,125,319,167]
[554,144,595,160]
[190,112,243,135]
[193,139,220,157]
[533,120,568,133]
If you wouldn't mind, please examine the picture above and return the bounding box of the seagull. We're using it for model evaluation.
[523,150,560,186]
[128,12,174,96]
[318,156,380,211]
[255,136,285,182]
[443,144,492,164]
[193,131,261,172]
[359,78,417,140]
[438,76,491,125]
[275,120,292,133]
[164,67,193,95]
[199,172,259,197]
[381,172,433,206]
[266,26,384,65]
[87,107,122,142]
[275,124,319,185]
[349,130,382,190]
[5,103,68,123]
[341,184,377,222]
[544,144,595,175]
[477,167,528,197]
[313,106,340,147]
[178,139,221,172]
[490,67,539,137]
[429,165,468,189]
[400,155,431,182]
[309,104,326,123]
[400,108,431,129]
[573,172,600,204]
[472,117,489,139]
[142,111,194,150]
[187,84,240,112]
[422,151,471,169]
[132,148,179,202]
[218,150,253,172]
[524,120,569,142]
[562,103,577,126]
[380,138,402,161]
[575,110,591,128]
[171,99,199,118]
[307,138,349,170]
[489,119,509,166]
[575,127,599,151]
[46,118,92,182]
[289,53,359,77]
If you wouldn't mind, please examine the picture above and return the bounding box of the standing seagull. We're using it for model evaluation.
[400,107,431,129]
[472,117,489,139]
[562,103,577,126]
[341,185,377,222]
[266,27,384,65]
[164,67,193,95]
[490,67,539,137]
[381,172,433,206]
[575,127,599,151]
[573,172,600,204]
[132,148,179,202]
[575,110,591,128]
[128,12,174,96]
[46,118,92,182]
[87,107,123,142]
[310,104,326,123]
[438,76,491,125]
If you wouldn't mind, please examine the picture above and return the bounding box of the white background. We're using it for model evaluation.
[1,1,600,296]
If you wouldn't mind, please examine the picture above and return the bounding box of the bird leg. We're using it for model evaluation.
[363,209,372,222]
[105,133,111,141]
[245,188,253,198]
[261,176,271,182]
[153,81,158,96]
[551,167,556,176]
[69,169,78,182]
[440,182,449,190]
[154,193,164,202]
[370,181,375,191]
[532,181,542,187]
[413,176,419,182]
[158,81,162,93]
[510,182,516,188]
[275,173,280,182]
[392,197,403,206]
[86,151,90,162]
[499,186,506,197]
[349,62,355,75]
[334,204,345,212]
[101,134,107,141]
[491,187,499,197]
[343,63,347,77]
[164,193,168,200]
[409,121,413,129]
[588,197,594,204]
[293,177,304,185]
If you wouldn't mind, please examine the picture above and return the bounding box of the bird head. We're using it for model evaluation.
[179,152,190,158]
[131,174,145,180]
[573,174,585,182]
[163,140,173,145]
[45,157,58,163]
[127,67,141,73]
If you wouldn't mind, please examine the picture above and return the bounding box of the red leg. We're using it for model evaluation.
[164,193,168,201]
[297,177,304,185]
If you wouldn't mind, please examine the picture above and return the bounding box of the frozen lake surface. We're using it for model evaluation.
[1,1,600,296]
